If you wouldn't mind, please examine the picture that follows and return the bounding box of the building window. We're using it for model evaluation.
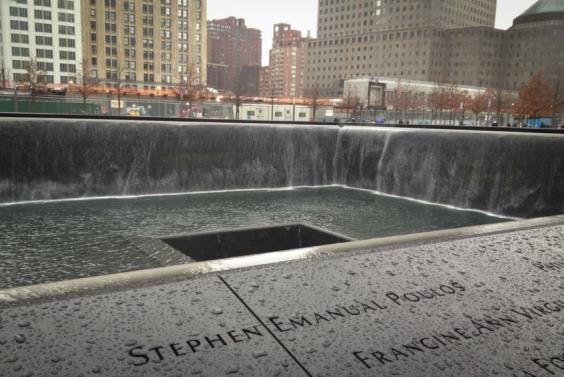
[13,73,29,82]
[11,34,30,44]
[57,0,74,10]
[10,21,29,31]
[104,35,117,44]
[37,62,54,71]
[59,51,76,60]
[34,10,52,20]
[36,49,54,58]
[59,25,75,35]
[12,47,30,57]
[59,38,76,47]
[35,23,53,33]
[9,7,28,17]
[12,60,30,70]
[58,13,75,22]
[60,63,76,73]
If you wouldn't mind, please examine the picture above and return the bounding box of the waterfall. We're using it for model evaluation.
[374,130,394,192]
[1,118,563,218]
[334,127,564,218]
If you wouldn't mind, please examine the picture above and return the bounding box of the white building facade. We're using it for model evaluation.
[237,103,312,122]
[0,0,82,87]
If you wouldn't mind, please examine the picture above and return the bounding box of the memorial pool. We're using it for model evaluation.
[0,186,508,289]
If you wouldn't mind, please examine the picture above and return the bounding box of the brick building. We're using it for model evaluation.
[258,66,271,97]
[207,17,261,94]
[260,23,310,98]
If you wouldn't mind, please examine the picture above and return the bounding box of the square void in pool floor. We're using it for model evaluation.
[159,224,354,261]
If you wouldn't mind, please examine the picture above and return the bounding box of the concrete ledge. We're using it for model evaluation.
[1,214,562,307]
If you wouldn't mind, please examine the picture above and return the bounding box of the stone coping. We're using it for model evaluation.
[1,215,562,307]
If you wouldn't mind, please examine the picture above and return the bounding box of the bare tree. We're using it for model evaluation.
[77,58,98,111]
[553,78,563,126]
[443,82,464,126]
[468,91,489,126]
[457,90,470,126]
[397,86,421,123]
[491,86,509,126]
[1,59,6,90]
[343,91,359,119]
[390,80,404,122]
[177,62,198,102]
[25,58,45,104]
[402,90,426,124]
[233,74,243,120]
[428,83,449,124]
[115,62,125,116]
[270,84,276,121]
[304,84,320,122]
[515,72,555,120]
[550,65,564,125]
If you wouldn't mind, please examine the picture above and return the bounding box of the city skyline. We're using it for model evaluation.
[208,0,538,65]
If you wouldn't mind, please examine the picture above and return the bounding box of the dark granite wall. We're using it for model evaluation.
[335,128,564,218]
[1,118,563,218]
[0,120,337,201]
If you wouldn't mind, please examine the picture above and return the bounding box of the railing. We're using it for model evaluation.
[1,112,563,134]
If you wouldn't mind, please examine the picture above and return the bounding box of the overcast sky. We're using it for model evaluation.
[208,0,538,65]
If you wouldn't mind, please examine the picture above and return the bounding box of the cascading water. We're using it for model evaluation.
[0,120,338,202]
[1,118,563,218]
[335,127,564,217]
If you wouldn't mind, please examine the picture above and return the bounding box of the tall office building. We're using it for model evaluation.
[262,23,310,98]
[304,0,497,97]
[81,0,207,90]
[0,0,83,86]
[207,17,261,94]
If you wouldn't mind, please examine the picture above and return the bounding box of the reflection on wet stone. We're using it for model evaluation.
[0,220,562,376]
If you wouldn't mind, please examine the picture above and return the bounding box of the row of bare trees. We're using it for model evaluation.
[345,72,563,126]
[14,57,203,113]
[18,58,98,107]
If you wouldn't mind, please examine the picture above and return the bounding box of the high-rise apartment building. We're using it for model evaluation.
[305,0,497,97]
[207,17,261,94]
[239,65,260,96]
[0,0,83,86]
[258,66,271,97]
[261,23,310,98]
[81,0,207,90]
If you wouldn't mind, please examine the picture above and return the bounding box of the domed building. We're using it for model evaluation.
[443,0,564,91]
[502,0,564,90]
[513,0,564,26]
